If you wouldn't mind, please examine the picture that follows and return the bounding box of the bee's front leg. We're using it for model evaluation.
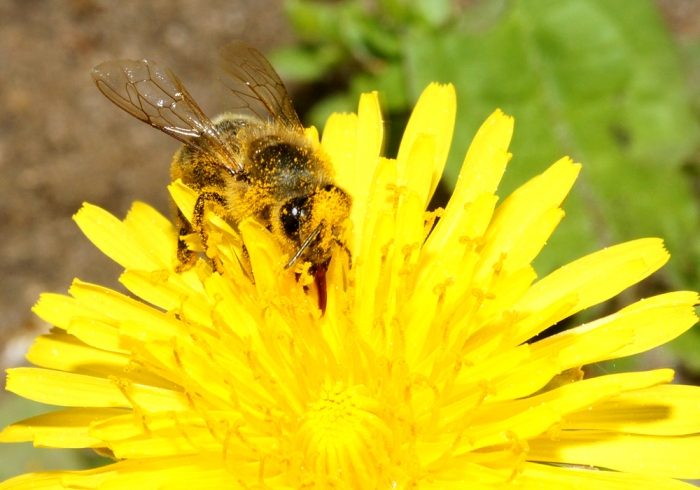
[174,192,227,273]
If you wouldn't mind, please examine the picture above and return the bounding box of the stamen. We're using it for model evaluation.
[135,408,151,434]
[173,412,200,451]
[504,431,529,483]
[380,239,395,270]
[490,252,507,287]
[385,184,408,216]
[150,269,171,283]
[109,376,140,410]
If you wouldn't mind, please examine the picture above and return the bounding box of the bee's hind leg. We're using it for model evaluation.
[192,191,228,273]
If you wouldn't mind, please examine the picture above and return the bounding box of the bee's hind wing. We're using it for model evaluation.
[217,40,303,132]
[92,58,243,174]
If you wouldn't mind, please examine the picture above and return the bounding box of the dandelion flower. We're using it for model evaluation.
[3,84,700,490]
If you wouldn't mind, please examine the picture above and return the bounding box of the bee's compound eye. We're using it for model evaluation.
[280,196,309,238]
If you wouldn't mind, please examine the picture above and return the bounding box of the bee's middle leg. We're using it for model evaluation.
[333,238,353,269]
[175,207,198,272]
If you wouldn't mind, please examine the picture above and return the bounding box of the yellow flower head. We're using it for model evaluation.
[3,85,700,490]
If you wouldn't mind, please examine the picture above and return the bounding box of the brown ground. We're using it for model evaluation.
[0,0,293,362]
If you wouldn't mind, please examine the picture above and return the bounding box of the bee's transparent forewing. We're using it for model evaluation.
[217,40,303,132]
[92,59,243,174]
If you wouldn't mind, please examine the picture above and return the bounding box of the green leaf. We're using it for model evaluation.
[410,0,453,27]
[267,46,342,83]
[404,0,700,284]
[350,62,408,111]
[669,327,700,374]
[681,39,700,113]
[377,0,410,24]
[336,3,375,56]
[361,18,403,59]
[307,63,409,131]
[285,0,342,43]
[308,93,358,131]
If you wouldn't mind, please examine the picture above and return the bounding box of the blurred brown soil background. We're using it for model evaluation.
[1,0,699,369]
[0,0,293,357]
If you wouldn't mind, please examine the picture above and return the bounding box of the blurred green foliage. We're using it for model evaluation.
[271,0,700,369]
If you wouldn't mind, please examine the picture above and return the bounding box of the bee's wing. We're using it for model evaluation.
[92,59,243,174]
[217,40,303,132]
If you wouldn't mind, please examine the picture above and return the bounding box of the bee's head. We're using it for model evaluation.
[275,184,352,270]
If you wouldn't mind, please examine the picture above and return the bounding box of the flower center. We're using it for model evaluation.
[296,382,392,488]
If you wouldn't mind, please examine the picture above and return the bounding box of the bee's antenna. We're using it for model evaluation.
[285,223,323,269]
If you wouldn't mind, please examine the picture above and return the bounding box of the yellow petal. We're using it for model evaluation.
[6,368,189,411]
[124,202,178,266]
[441,355,560,429]
[32,293,110,330]
[66,317,123,353]
[108,430,216,458]
[238,219,288,302]
[354,91,386,210]
[488,356,562,401]
[516,238,670,327]
[69,280,186,340]
[356,157,397,270]
[119,270,213,327]
[3,456,244,490]
[0,408,126,448]
[355,211,396,337]
[602,291,699,359]
[322,113,358,194]
[422,110,513,263]
[528,430,700,479]
[6,368,131,408]
[323,92,384,256]
[140,340,235,410]
[477,157,580,279]
[401,133,436,208]
[389,190,425,313]
[518,462,695,490]
[73,203,164,271]
[505,294,580,352]
[476,369,674,426]
[0,471,75,490]
[90,411,242,440]
[564,384,700,436]
[168,180,198,223]
[469,382,621,452]
[205,273,260,337]
[26,333,179,390]
[304,125,319,144]
[531,291,698,366]
[396,83,456,206]
[530,321,635,370]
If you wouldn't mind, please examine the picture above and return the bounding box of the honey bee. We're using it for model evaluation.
[92,41,352,312]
